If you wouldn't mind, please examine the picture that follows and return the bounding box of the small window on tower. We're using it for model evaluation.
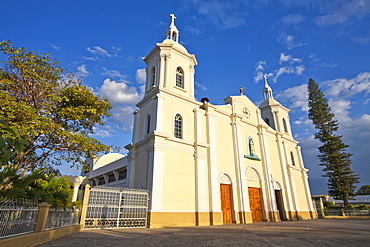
[176,67,184,89]
[146,115,151,134]
[290,151,296,166]
[151,67,156,87]
[264,118,270,127]
[174,114,183,139]
[283,118,288,133]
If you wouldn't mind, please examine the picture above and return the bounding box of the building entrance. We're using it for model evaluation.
[220,184,233,223]
[248,187,263,222]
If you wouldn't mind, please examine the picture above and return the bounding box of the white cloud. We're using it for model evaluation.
[92,125,116,138]
[274,53,305,80]
[195,81,208,91]
[111,105,137,126]
[254,61,273,83]
[101,67,127,80]
[82,56,97,61]
[323,72,370,98]
[315,0,370,27]
[276,32,306,50]
[85,46,112,61]
[125,55,135,62]
[352,30,370,44]
[254,54,305,83]
[191,0,246,29]
[112,46,122,53]
[98,79,142,105]
[75,64,91,78]
[279,53,302,64]
[186,26,202,35]
[329,98,352,123]
[47,42,61,51]
[282,14,306,26]
[135,68,146,84]
[275,84,308,112]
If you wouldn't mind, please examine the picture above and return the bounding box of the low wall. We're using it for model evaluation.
[0,225,82,247]
[324,216,370,219]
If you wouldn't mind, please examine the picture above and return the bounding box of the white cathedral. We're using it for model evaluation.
[81,14,316,228]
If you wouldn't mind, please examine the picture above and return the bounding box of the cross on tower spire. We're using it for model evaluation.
[170,14,176,26]
[166,13,179,42]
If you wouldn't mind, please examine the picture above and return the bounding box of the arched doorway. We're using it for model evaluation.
[246,167,263,222]
[219,173,233,224]
[273,181,286,221]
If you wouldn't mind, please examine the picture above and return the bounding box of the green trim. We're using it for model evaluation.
[244,154,261,161]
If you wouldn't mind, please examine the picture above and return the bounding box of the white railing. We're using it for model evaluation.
[84,186,148,228]
[0,198,39,238]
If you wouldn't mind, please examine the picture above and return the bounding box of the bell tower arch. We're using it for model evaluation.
[143,14,197,100]
[259,76,292,135]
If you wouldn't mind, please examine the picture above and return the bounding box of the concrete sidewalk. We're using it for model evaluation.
[37,219,370,247]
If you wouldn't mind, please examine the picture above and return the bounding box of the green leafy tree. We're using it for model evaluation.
[26,175,74,209]
[0,120,29,191]
[357,185,370,195]
[0,41,112,191]
[307,78,359,206]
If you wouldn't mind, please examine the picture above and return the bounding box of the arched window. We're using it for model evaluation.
[146,115,151,134]
[290,151,296,166]
[174,114,182,139]
[264,117,270,127]
[151,67,156,87]
[283,118,288,133]
[176,67,184,88]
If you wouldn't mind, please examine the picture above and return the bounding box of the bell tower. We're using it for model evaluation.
[259,76,292,135]
[142,14,197,99]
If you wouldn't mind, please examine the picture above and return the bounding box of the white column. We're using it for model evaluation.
[272,110,281,133]
[257,125,277,220]
[150,144,166,211]
[194,108,206,212]
[206,112,221,213]
[154,94,165,132]
[132,110,140,143]
[275,134,294,213]
[189,64,195,99]
[159,54,165,88]
[283,141,298,214]
[296,146,314,212]
[232,121,249,223]
[164,54,171,88]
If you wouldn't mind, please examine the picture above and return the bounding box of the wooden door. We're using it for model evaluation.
[220,184,233,223]
[248,187,263,222]
[275,190,285,221]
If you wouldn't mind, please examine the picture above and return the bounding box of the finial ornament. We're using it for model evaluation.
[263,75,268,87]
[166,13,179,42]
[262,75,273,99]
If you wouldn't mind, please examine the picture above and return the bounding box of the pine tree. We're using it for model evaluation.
[307,78,359,206]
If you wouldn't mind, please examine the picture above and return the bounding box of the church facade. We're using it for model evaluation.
[83,15,316,228]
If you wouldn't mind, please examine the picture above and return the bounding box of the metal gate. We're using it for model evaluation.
[84,186,149,228]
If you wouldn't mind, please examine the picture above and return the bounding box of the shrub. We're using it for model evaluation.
[323,201,335,209]
[358,204,368,210]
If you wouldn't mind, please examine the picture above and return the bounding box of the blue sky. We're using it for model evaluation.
[1,0,369,195]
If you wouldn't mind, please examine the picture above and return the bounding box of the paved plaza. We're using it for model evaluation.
[38,219,370,247]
